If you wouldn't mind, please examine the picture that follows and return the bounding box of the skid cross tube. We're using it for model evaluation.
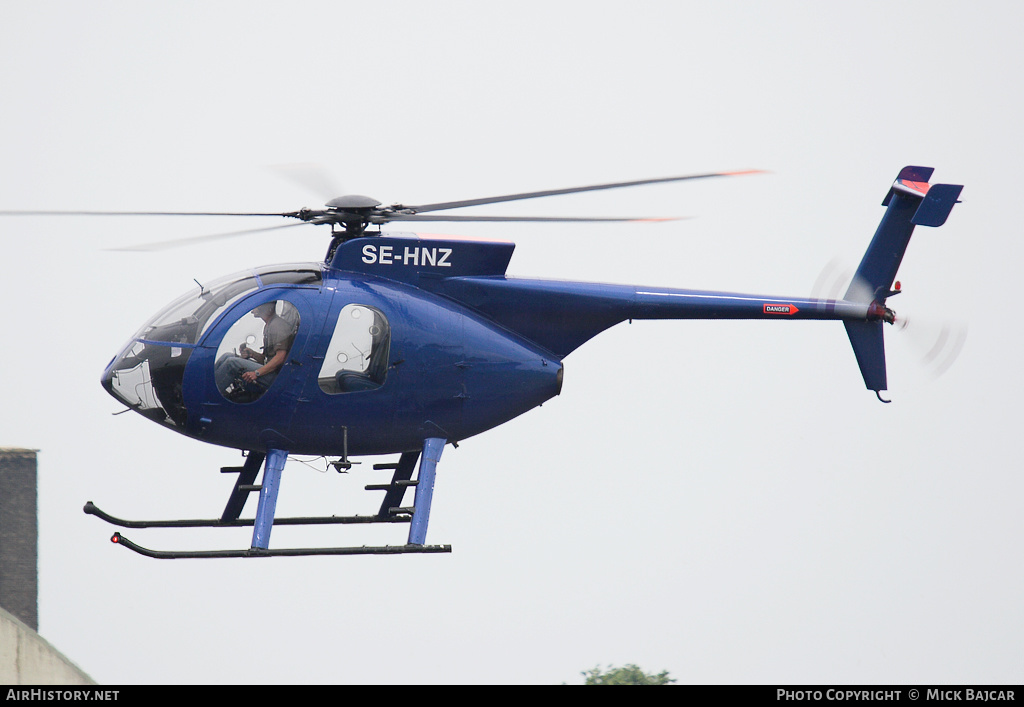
[409,438,445,545]
[251,448,287,549]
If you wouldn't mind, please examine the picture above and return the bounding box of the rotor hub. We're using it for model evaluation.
[324,195,381,210]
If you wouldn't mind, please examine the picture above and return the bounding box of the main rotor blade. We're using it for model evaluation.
[384,214,686,223]
[107,221,311,252]
[0,209,293,217]
[404,170,765,214]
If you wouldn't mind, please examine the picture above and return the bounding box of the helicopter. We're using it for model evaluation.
[4,166,962,558]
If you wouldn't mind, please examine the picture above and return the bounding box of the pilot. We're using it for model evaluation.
[215,301,295,397]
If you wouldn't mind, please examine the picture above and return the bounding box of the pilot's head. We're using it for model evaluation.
[252,302,277,320]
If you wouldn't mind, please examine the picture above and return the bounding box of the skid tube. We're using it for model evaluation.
[86,503,451,558]
[109,532,452,559]
[83,501,412,528]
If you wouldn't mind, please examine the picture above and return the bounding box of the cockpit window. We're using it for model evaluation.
[104,339,192,428]
[132,264,321,346]
[215,300,300,403]
[133,272,259,345]
[318,304,391,394]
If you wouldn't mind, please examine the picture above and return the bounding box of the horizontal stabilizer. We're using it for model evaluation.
[912,183,963,227]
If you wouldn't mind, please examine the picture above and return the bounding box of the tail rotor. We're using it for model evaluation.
[894,313,968,380]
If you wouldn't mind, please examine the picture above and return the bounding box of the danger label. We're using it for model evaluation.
[763,304,799,315]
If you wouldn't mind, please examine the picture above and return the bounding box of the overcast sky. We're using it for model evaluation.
[1,1,1021,685]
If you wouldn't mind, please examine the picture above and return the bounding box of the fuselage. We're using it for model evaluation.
[102,233,875,457]
[101,257,564,456]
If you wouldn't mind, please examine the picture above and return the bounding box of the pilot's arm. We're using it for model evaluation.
[239,343,267,364]
[242,348,287,383]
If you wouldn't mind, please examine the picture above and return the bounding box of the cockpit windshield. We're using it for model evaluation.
[132,264,321,346]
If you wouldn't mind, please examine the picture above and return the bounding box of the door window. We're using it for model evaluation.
[214,300,300,403]
[318,304,390,394]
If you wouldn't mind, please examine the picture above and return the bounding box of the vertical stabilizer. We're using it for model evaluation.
[844,320,888,397]
[844,167,961,398]
[846,166,962,303]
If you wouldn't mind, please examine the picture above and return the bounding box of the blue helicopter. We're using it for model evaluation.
[18,167,962,558]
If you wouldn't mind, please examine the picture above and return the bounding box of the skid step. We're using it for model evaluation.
[84,502,410,529]
[111,532,451,559]
[365,480,418,491]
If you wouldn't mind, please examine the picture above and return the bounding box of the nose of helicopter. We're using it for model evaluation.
[100,358,115,394]
[97,265,276,429]
[101,338,192,428]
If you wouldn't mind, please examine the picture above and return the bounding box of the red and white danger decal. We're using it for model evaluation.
[763,303,800,315]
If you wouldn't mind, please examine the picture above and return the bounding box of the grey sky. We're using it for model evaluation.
[0,1,1021,684]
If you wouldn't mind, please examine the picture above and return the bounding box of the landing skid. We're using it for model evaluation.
[83,501,412,528]
[110,532,451,559]
[85,438,452,559]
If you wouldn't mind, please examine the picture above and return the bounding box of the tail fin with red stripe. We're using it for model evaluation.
[844,167,962,399]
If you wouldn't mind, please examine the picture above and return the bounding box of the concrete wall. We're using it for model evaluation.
[0,607,94,685]
[0,448,38,630]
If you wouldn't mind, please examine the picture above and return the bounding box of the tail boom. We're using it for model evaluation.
[631,289,870,322]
